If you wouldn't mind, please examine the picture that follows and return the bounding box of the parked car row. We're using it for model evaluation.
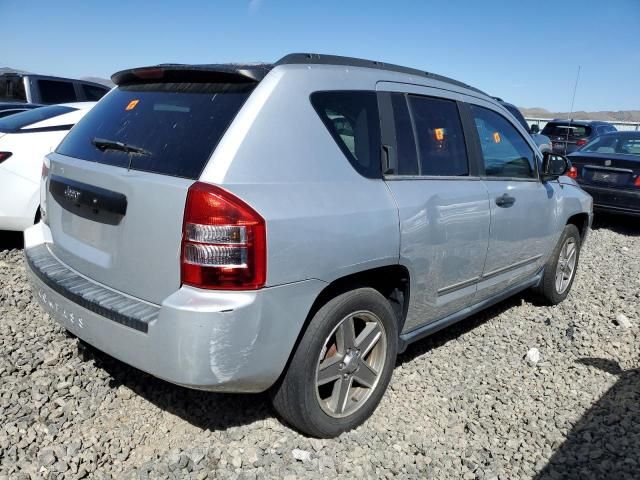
[20,53,594,438]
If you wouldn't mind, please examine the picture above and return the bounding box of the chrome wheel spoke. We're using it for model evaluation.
[353,362,378,388]
[355,322,382,357]
[331,376,353,415]
[336,317,356,353]
[317,356,343,386]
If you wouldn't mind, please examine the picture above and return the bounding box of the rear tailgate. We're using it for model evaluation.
[44,72,256,304]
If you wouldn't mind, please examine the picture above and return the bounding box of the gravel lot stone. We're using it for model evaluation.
[1,216,638,479]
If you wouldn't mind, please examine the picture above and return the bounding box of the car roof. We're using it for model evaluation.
[112,52,488,97]
[598,130,640,137]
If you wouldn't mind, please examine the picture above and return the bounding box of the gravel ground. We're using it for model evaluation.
[1,216,639,479]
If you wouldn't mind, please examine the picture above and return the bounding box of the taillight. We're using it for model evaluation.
[575,139,587,148]
[568,166,578,179]
[181,182,266,290]
[635,176,640,188]
[0,152,12,164]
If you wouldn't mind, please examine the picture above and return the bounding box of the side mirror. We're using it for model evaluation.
[541,152,570,180]
[530,124,540,134]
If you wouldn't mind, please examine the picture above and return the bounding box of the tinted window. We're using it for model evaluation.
[390,93,418,175]
[541,122,592,138]
[470,105,536,179]
[38,80,77,104]
[82,83,109,101]
[0,76,27,102]
[311,91,381,178]
[56,82,253,179]
[408,95,468,176]
[502,103,530,132]
[0,105,75,132]
[582,133,640,156]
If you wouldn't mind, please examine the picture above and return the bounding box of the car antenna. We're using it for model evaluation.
[565,65,581,150]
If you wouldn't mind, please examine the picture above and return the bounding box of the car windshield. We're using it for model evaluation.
[0,105,76,132]
[541,122,592,138]
[581,134,640,156]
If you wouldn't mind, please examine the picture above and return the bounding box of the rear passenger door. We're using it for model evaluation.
[378,83,491,333]
[465,101,557,299]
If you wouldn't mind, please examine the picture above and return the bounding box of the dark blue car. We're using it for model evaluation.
[568,131,640,216]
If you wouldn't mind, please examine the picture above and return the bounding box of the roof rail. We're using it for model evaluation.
[276,53,487,96]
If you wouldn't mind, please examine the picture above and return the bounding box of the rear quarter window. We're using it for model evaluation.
[56,82,254,179]
[38,80,78,104]
[310,91,381,178]
[81,83,109,101]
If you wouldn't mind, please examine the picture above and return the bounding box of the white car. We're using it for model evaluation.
[0,102,95,231]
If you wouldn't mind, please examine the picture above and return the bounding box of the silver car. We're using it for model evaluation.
[24,54,593,438]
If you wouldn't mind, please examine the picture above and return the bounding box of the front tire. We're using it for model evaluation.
[535,224,581,305]
[271,288,398,438]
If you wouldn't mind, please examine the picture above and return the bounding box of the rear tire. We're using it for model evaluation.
[271,288,398,438]
[535,224,581,305]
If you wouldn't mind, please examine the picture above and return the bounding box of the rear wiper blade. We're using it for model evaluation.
[91,137,150,156]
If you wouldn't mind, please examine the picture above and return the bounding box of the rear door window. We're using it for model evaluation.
[390,93,419,175]
[311,91,381,178]
[407,95,469,176]
[38,80,78,103]
[56,82,254,179]
[469,105,536,179]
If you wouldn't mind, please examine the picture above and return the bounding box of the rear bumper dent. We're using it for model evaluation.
[25,223,326,392]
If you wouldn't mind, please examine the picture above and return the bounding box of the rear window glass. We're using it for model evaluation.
[56,82,254,179]
[311,91,381,178]
[541,122,592,138]
[38,80,78,104]
[0,105,75,132]
[0,76,27,102]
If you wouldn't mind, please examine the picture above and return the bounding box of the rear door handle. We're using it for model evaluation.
[495,193,516,208]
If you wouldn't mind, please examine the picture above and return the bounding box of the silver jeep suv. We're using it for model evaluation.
[25,54,593,438]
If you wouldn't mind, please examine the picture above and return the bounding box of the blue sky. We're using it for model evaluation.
[2,0,639,111]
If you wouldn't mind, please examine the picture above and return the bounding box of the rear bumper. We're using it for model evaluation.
[580,184,640,216]
[24,223,326,392]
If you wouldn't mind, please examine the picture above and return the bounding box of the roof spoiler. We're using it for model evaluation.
[111,63,272,86]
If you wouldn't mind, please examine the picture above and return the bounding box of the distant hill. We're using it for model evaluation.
[519,107,640,123]
[0,67,30,74]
